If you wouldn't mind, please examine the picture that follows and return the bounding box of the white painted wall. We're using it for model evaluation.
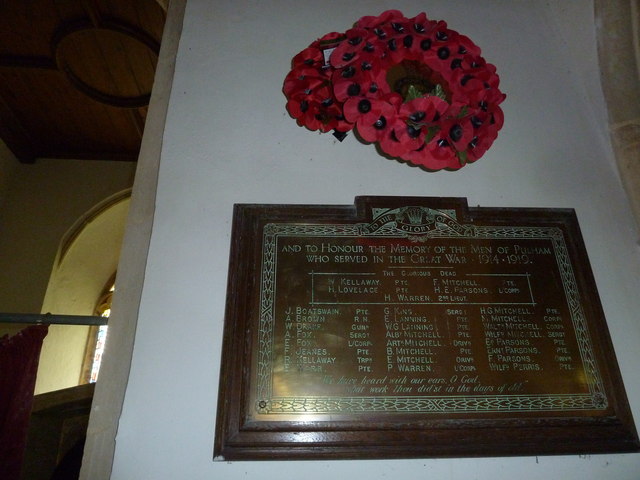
[113,1,640,478]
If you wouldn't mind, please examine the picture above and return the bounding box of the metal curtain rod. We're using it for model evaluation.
[0,312,107,326]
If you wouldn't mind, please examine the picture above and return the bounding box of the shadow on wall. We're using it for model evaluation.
[595,0,640,229]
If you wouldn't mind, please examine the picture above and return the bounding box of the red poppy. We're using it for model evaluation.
[344,95,400,143]
[328,28,373,69]
[399,95,449,127]
[282,69,325,98]
[426,135,458,164]
[357,10,405,29]
[379,125,414,158]
[314,31,346,49]
[405,142,461,170]
[291,47,324,70]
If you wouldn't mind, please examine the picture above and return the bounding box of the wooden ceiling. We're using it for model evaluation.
[0,0,166,163]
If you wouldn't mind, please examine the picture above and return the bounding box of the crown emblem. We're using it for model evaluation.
[393,207,435,235]
[405,207,424,224]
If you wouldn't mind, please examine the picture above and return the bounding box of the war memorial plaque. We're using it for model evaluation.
[214,196,639,460]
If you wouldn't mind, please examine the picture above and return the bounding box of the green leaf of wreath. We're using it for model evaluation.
[430,84,447,101]
[424,126,439,143]
[457,150,468,166]
[405,85,424,102]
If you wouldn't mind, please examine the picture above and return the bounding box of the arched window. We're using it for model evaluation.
[90,280,114,382]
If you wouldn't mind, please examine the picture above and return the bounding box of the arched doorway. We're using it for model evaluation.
[36,191,130,394]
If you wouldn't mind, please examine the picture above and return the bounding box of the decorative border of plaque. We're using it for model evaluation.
[214,196,639,460]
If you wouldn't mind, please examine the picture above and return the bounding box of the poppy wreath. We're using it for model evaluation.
[283,10,506,171]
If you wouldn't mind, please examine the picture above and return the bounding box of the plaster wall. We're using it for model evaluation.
[0,159,134,391]
[35,195,130,394]
[0,141,21,338]
[0,140,18,210]
[0,158,135,314]
[112,1,640,478]
[595,0,640,227]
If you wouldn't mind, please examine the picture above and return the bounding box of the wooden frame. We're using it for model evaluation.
[214,196,639,460]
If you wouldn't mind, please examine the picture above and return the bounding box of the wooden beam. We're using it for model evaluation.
[0,55,57,70]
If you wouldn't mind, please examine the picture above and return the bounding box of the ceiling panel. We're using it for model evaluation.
[0,0,165,163]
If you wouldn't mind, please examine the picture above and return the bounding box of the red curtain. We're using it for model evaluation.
[0,325,49,480]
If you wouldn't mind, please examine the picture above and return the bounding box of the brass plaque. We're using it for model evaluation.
[215,197,638,460]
